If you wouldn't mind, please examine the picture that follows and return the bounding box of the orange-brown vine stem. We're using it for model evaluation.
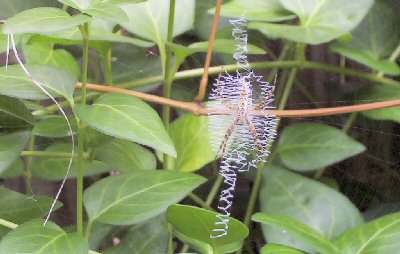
[77,82,400,118]
[194,0,223,102]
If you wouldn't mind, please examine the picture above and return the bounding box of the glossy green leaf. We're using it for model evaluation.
[277,122,365,171]
[0,131,30,174]
[167,204,248,253]
[0,187,62,237]
[261,244,306,254]
[58,0,91,10]
[260,167,363,253]
[0,95,34,128]
[249,0,374,44]
[253,213,338,254]
[75,93,176,157]
[330,1,400,75]
[119,0,194,43]
[174,229,214,254]
[32,116,78,137]
[0,220,88,254]
[83,171,205,225]
[0,0,59,19]
[30,143,110,180]
[334,212,400,254]
[216,0,295,21]
[169,114,214,172]
[4,7,90,34]
[357,85,400,123]
[23,42,81,77]
[87,222,113,250]
[84,2,129,23]
[0,65,77,104]
[103,218,168,254]
[94,138,156,171]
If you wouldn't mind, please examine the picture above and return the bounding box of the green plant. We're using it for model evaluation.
[0,0,399,253]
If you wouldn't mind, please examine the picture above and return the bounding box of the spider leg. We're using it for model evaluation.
[216,117,240,159]
[245,116,261,159]
[254,72,277,110]
[215,70,235,110]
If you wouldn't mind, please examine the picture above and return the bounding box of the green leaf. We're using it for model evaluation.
[215,0,295,22]
[0,0,59,19]
[103,218,168,254]
[334,212,400,254]
[32,116,78,137]
[0,131,30,174]
[0,187,62,237]
[94,138,157,171]
[30,143,110,180]
[330,1,400,75]
[75,93,176,157]
[277,122,365,171]
[0,159,24,179]
[357,85,400,123]
[31,27,153,48]
[0,65,77,104]
[260,167,363,253]
[83,171,205,225]
[119,0,195,43]
[0,95,35,128]
[167,204,249,253]
[169,114,215,172]
[85,2,129,23]
[106,0,147,4]
[4,7,90,34]
[0,220,88,254]
[253,213,338,254]
[249,0,374,44]
[23,42,81,78]
[261,244,306,254]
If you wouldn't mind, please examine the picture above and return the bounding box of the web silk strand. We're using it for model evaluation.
[9,34,75,226]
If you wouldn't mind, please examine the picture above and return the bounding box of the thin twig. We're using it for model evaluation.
[194,0,223,102]
[78,82,400,118]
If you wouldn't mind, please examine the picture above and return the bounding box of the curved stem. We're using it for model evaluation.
[21,151,75,158]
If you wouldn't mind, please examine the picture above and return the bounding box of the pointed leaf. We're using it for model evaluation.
[0,95,34,128]
[277,122,365,171]
[4,7,90,34]
[30,143,110,180]
[0,187,62,237]
[75,93,176,157]
[0,65,77,104]
[95,138,156,171]
[215,0,295,22]
[330,1,400,75]
[260,167,363,253]
[334,212,400,254]
[249,0,373,44]
[167,204,248,253]
[119,0,195,43]
[0,220,88,254]
[83,171,205,225]
[253,213,338,254]
[0,131,30,174]
[169,114,214,172]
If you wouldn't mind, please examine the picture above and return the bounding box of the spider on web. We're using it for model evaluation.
[209,70,278,171]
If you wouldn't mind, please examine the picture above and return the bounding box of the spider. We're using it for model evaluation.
[214,71,276,160]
